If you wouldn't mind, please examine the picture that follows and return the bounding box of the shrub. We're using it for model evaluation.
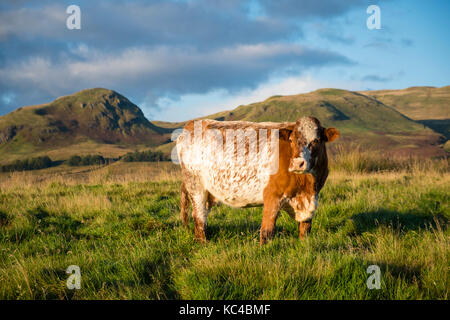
[0,156,53,172]
[68,155,82,166]
[67,155,106,166]
[122,150,170,162]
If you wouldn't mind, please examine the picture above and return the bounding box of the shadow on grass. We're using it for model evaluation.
[206,221,262,240]
[138,256,180,299]
[350,209,447,234]
[204,221,298,242]
[5,207,97,244]
[369,261,423,286]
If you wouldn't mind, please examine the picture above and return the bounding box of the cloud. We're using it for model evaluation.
[361,74,391,82]
[400,38,414,47]
[0,42,351,115]
[0,1,293,50]
[258,0,367,19]
[0,0,358,117]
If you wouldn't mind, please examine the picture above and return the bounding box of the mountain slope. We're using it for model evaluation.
[0,88,167,163]
[360,86,450,143]
[154,88,447,157]
[360,86,450,120]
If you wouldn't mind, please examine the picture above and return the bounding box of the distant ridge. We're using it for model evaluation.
[153,86,449,158]
[0,86,448,163]
[360,86,450,120]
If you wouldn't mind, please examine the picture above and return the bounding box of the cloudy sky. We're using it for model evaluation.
[1,0,449,121]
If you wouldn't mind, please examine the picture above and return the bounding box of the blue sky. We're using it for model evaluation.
[0,0,449,121]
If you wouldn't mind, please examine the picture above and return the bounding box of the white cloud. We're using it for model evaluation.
[0,4,66,40]
[0,42,349,113]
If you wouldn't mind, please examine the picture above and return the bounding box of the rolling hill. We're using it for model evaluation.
[360,86,450,120]
[154,88,448,158]
[0,88,168,163]
[0,86,448,164]
[360,86,450,142]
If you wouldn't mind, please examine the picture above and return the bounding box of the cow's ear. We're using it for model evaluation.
[324,127,339,142]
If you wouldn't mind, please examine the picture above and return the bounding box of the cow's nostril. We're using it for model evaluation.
[299,161,305,169]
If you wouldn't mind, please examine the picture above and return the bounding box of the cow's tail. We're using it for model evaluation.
[180,182,190,226]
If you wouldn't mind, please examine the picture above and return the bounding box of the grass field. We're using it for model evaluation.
[0,159,448,300]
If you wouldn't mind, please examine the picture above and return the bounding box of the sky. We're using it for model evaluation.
[0,0,449,121]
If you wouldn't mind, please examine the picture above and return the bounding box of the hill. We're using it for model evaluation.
[360,86,450,142]
[0,89,167,163]
[1,86,448,164]
[360,86,450,120]
[154,88,447,158]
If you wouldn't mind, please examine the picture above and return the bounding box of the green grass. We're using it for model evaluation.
[0,163,448,299]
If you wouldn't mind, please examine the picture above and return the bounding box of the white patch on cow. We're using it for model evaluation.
[191,193,208,223]
[290,194,317,222]
[297,117,319,144]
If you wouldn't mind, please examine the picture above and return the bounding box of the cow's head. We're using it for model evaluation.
[288,117,339,174]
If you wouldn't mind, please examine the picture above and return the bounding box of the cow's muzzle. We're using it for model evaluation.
[289,157,309,173]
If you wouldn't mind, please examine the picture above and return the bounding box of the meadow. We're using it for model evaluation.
[0,154,448,300]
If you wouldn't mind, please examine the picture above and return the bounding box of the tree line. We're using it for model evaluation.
[0,150,170,172]
[0,156,53,172]
[67,155,107,166]
[122,150,170,162]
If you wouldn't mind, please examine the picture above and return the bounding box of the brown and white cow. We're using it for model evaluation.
[176,116,339,245]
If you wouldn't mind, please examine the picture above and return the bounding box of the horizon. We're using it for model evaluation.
[1,0,449,121]
[7,84,449,123]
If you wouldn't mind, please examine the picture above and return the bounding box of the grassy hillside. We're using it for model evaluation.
[360,86,450,120]
[0,89,167,164]
[153,88,447,158]
[360,86,450,143]
[201,89,424,131]
[0,161,447,299]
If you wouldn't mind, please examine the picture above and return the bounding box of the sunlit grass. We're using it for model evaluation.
[0,160,448,299]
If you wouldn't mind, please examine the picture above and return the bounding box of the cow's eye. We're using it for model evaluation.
[309,139,319,148]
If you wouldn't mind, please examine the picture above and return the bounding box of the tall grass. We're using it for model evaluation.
[330,144,449,174]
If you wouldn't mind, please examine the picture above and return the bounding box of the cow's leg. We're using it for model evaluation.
[260,198,282,245]
[299,220,312,239]
[180,168,209,241]
[190,192,209,243]
[289,195,317,240]
[180,182,190,227]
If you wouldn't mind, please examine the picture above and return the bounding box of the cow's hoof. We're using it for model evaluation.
[299,221,312,239]
[259,229,274,245]
[194,236,207,244]
[194,230,207,243]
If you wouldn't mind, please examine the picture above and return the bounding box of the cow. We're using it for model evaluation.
[176,116,339,245]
